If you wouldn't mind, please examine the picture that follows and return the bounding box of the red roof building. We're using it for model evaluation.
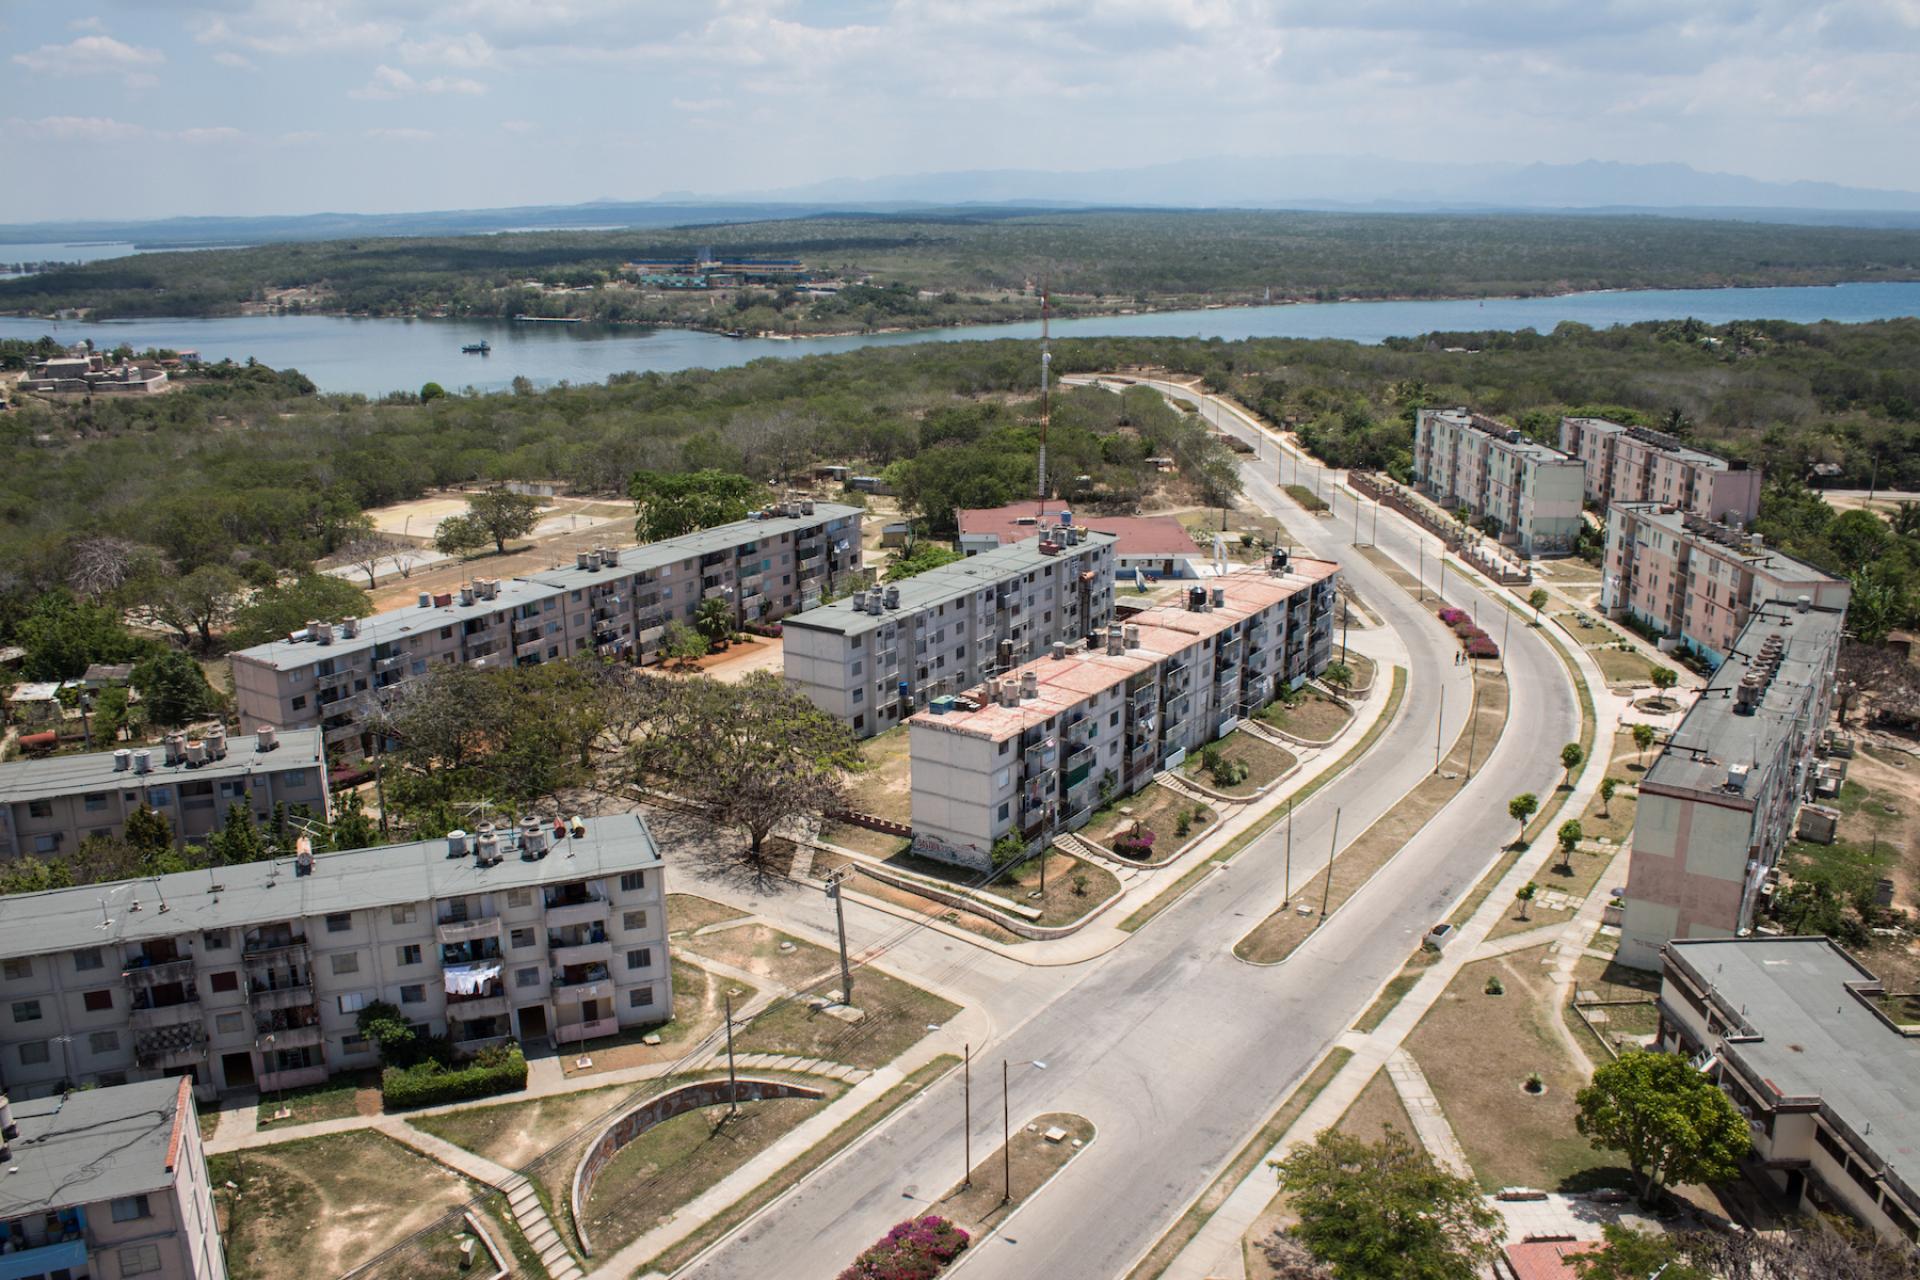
[956,504,1201,576]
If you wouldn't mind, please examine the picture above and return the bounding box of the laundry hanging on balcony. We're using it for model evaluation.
[443,962,502,995]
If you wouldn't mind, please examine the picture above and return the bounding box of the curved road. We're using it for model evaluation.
[679,399,1581,1280]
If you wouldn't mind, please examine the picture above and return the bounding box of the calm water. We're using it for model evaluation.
[2,280,1916,397]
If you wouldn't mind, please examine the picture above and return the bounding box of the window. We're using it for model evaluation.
[629,987,654,1009]
[4,958,33,981]
[515,966,542,989]
[399,984,426,1005]
[396,944,422,966]
[626,948,652,971]
[342,1032,370,1052]
[26,799,52,818]
[390,904,417,926]
[997,803,1010,821]
[510,928,536,950]
[291,695,307,710]
[74,948,103,972]
[19,1041,49,1065]
[325,912,352,933]
[337,991,370,1014]
[110,1195,151,1223]
[330,952,360,976]
[12,1000,42,1023]
[119,1246,163,1277]
[620,872,647,893]
[83,989,114,1012]
[623,910,649,931]
[89,1030,119,1054]
[216,1012,245,1034]
[203,929,229,950]
[507,889,532,909]
[209,971,239,993]
[84,791,109,812]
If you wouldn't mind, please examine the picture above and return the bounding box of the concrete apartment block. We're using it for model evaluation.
[1412,409,1585,557]
[229,503,862,759]
[1617,602,1843,971]
[782,531,1116,739]
[0,1078,227,1280]
[1660,938,1920,1245]
[1601,502,1850,665]
[955,504,1205,581]
[908,559,1339,868]
[1560,417,1763,524]
[0,729,329,861]
[0,815,669,1100]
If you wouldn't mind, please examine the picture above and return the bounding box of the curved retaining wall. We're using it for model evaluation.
[570,1078,825,1256]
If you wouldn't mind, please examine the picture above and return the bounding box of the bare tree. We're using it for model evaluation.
[339,531,403,589]
[1685,1227,1920,1280]
[66,536,166,599]
[386,544,425,579]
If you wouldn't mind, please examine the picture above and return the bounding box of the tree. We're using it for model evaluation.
[1252,1235,1334,1280]
[420,381,447,402]
[16,589,153,680]
[1649,665,1678,694]
[1574,1050,1750,1205]
[65,535,164,600]
[433,513,490,560]
[1659,406,1692,437]
[694,596,735,646]
[464,489,545,553]
[885,542,965,582]
[630,469,761,542]
[131,649,221,727]
[1560,741,1585,784]
[660,620,708,666]
[1528,587,1549,623]
[1828,508,1892,572]
[1321,661,1353,696]
[1508,792,1539,844]
[226,575,372,649]
[338,527,402,588]
[1270,1127,1501,1280]
[1570,1224,1706,1280]
[1516,881,1537,920]
[356,1000,426,1066]
[1893,500,1920,540]
[123,806,174,859]
[1599,776,1617,817]
[136,564,243,650]
[1557,819,1583,872]
[206,803,269,866]
[1847,562,1908,646]
[1631,722,1657,763]
[90,685,132,744]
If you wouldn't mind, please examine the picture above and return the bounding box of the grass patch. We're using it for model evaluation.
[668,894,748,936]
[818,819,913,860]
[1554,609,1618,645]
[734,964,959,1069]
[927,1112,1094,1236]
[578,1088,839,1257]
[1184,731,1298,797]
[1093,781,1218,854]
[1236,670,1507,964]
[1335,1066,1413,1141]
[842,724,913,825]
[977,849,1122,926]
[198,1107,222,1143]
[1257,688,1353,743]
[678,924,841,992]
[1354,947,1440,1033]
[1283,483,1329,513]
[256,1075,373,1128]
[1591,646,1657,686]
[636,1054,961,1277]
[1336,650,1376,693]
[1122,1047,1353,1280]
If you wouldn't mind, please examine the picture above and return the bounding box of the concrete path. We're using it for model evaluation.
[1383,1050,1472,1180]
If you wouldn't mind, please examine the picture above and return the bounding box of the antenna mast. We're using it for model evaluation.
[1037,287,1051,515]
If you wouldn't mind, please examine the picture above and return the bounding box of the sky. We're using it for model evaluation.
[2,0,1917,222]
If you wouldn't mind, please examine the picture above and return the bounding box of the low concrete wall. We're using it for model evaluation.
[847,859,1127,941]
[570,1078,825,1256]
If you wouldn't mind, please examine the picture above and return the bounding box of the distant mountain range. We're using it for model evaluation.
[5,155,1918,247]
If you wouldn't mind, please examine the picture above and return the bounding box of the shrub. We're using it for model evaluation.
[1176,813,1192,838]
[1466,637,1500,659]
[380,1043,528,1109]
[837,1215,971,1280]
[1113,826,1157,859]
[1438,608,1468,625]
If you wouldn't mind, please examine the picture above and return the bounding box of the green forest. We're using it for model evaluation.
[6,209,1920,330]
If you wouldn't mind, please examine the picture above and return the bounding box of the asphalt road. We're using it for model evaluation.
[678,406,1581,1279]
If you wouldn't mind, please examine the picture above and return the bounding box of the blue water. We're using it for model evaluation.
[1,280,1915,398]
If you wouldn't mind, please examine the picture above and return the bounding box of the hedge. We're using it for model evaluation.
[837,1216,970,1280]
[380,1044,527,1109]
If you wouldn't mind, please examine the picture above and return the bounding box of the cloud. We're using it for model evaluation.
[69,16,106,32]
[499,119,536,135]
[177,127,246,145]
[671,97,727,113]
[13,34,165,85]
[194,2,402,55]
[365,127,436,142]
[350,65,488,99]
[212,51,255,69]
[5,116,247,144]
[277,130,325,145]
[400,32,497,68]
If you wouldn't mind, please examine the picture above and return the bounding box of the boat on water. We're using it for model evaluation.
[462,341,491,354]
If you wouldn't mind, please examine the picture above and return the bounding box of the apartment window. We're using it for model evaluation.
[342,1032,370,1052]
[628,987,655,1009]
[73,948,103,972]
[26,799,52,818]
[325,912,353,933]
[119,1246,163,1277]
[998,803,1010,821]
[216,1012,245,1034]
[851,660,863,676]
[397,944,423,966]
[626,948,652,971]
[330,952,361,976]
[287,771,308,786]
[83,989,114,1013]
[210,971,239,993]
[111,1195,152,1223]
[515,967,541,989]
[3,958,32,981]
[83,791,109,812]
[337,991,369,1014]
[399,984,426,1005]
[18,1041,49,1065]
[291,695,307,711]
[89,1030,119,1054]
[623,910,649,931]
[390,904,417,926]
[203,929,229,950]
[12,1000,42,1023]
[507,889,532,909]
[510,928,536,950]
[620,872,647,893]
[998,740,1011,756]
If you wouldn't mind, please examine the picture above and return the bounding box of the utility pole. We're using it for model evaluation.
[1465,687,1480,781]
[1282,797,1294,907]
[963,1044,972,1188]
[1002,1059,1012,1204]
[1319,808,1340,918]
[724,989,739,1120]
[825,869,853,1005]
[1435,686,1445,772]
[1418,541,1425,601]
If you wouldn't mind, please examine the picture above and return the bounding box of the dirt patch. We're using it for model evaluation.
[819,820,912,859]
[1259,689,1353,743]
[733,966,960,1069]
[1835,747,1920,909]
[928,1112,1094,1237]
[1336,1065,1414,1142]
[842,725,914,824]
[559,959,747,1079]
[1091,782,1217,856]
[668,894,749,935]
[411,1082,635,1168]
[676,924,839,992]
[1185,731,1297,798]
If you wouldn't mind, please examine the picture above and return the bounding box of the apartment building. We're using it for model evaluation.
[1559,416,1762,524]
[1601,502,1850,664]
[955,505,1204,580]
[1617,601,1844,971]
[0,814,669,1100]
[230,503,863,757]
[782,530,1116,739]
[908,558,1339,868]
[1411,409,1586,557]
[0,1078,226,1280]
[0,728,328,861]
[1659,937,1919,1245]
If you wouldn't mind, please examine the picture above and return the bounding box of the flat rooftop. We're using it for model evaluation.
[0,813,662,962]
[231,504,862,671]
[911,561,1337,742]
[957,504,1198,558]
[0,729,324,805]
[1667,937,1920,1212]
[1616,503,1838,583]
[782,531,1116,639]
[1644,603,1843,800]
[1429,408,1579,466]
[1567,416,1736,470]
[0,1078,191,1214]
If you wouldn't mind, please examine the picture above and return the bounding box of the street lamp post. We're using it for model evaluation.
[1002,1058,1048,1204]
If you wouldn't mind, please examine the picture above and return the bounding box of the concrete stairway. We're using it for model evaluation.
[503,1173,583,1280]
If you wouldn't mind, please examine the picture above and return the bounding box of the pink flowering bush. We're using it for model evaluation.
[1466,636,1500,659]
[837,1216,971,1280]
[1437,608,1469,625]
[1112,827,1158,859]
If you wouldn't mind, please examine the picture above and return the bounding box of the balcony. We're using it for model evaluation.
[122,956,196,987]
[249,982,315,1014]
[550,938,613,968]
[447,993,511,1020]
[545,897,609,930]
[135,1024,207,1070]
[454,1032,514,1054]
[1063,745,1095,788]
[552,975,613,1006]
[256,1023,323,1051]
[554,1016,619,1046]
[126,996,201,1030]
[242,939,308,964]
[258,1064,329,1094]
[0,1236,88,1280]
[435,916,503,946]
